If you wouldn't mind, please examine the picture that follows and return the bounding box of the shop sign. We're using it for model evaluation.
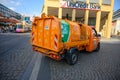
[60,0,100,10]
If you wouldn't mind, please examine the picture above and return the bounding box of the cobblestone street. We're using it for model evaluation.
[0,33,120,80]
[38,37,120,80]
[0,33,35,80]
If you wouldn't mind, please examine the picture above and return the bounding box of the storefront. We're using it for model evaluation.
[42,0,114,38]
[112,9,120,35]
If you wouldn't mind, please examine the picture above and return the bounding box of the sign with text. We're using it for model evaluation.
[60,0,101,10]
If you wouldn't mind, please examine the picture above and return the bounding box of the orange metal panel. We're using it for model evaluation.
[37,19,44,47]
[44,19,51,49]
[51,19,60,51]
[31,20,38,46]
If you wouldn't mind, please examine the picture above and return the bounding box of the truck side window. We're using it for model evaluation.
[92,28,97,37]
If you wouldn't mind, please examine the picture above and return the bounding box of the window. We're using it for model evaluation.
[92,28,97,36]
[88,17,96,26]
[90,0,99,3]
[48,0,59,1]
[17,25,23,29]
[102,0,111,5]
[76,0,86,2]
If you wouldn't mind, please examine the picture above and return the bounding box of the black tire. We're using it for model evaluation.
[95,43,100,52]
[66,51,78,65]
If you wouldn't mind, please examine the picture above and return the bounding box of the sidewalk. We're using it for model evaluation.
[100,35,120,44]
[111,35,120,40]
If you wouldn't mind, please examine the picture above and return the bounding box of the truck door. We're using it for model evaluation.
[92,28,99,51]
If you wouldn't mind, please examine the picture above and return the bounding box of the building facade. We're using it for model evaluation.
[0,3,21,25]
[42,0,114,38]
[112,9,120,35]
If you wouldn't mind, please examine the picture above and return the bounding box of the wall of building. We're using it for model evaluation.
[115,20,120,34]
[112,9,120,35]
[0,3,21,20]
[100,15,108,37]
[42,0,114,38]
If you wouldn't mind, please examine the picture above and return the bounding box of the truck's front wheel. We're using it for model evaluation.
[66,51,78,65]
[95,43,100,51]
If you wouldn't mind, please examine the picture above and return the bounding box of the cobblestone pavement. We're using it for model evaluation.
[38,38,120,80]
[1,33,120,80]
[0,33,35,80]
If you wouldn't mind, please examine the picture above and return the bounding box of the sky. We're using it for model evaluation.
[114,0,120,11]
[0,0,44,17]
[0,0,120,17]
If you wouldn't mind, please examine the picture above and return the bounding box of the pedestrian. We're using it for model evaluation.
[10,25,13,32]
[1,26,5,33]
[6,26,8,32]
[0,26,1,33]
[14,26,16,32]
[4,27,6,33]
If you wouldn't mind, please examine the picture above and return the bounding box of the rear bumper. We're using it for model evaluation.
[32,45,62,60]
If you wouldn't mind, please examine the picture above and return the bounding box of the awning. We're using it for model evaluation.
[0,18,20,23]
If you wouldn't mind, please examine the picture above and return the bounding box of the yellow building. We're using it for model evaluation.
[42,0,114,38]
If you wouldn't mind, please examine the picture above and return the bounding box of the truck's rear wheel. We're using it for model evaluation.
[66,51,78,65]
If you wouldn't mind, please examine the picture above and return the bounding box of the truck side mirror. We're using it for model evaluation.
[97,34,101,37]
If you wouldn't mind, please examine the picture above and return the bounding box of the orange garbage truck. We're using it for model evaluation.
[31,13,101,65]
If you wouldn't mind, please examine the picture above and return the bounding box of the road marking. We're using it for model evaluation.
[29,53,42,80]
[37,56,51,80]
[21,53,37,80]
